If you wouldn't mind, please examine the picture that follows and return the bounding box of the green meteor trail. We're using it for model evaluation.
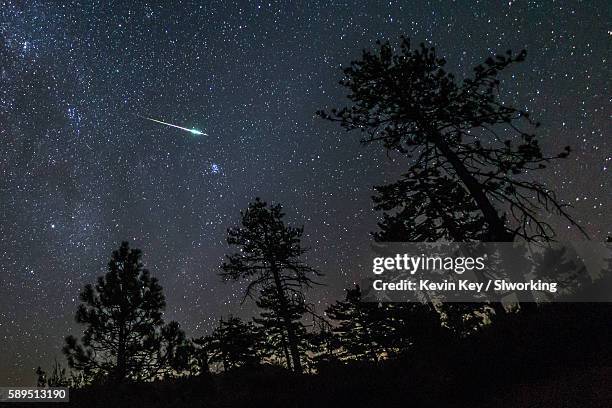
[138,114,207,136]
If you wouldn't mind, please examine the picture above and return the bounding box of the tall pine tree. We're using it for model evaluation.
[221,198,322,373]
[320,37,583,242]
[63,241,188,383]
[253,285,308,370]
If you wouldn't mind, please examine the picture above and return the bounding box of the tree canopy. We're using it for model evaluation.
[320,37,583,242]
[63,241,188,383]
[221,198,322,373]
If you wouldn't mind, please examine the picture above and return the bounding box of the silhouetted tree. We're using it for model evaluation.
[63,241,188,383]
[532,244,589,299]
[188,337,211,376]
[204,316,264,371]
[438,303,491,337]
[326,285,444,361]
[35,359,84,388]
[253,285,308,370]
[372,168,486,241]
[221,198,322,373]
[306,315,342,369]
[382,302,446,356]
[325,285,389,362]
[319,37,583,242]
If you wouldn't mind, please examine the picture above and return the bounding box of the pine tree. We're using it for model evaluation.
[325,285,389,362]
[382,302,445,356]
[221,198,322,373]
[188,337,211,376]
[307,315,341,369]
[204,316,264,371]
[372,168,485,242]
[35,359,84,388]
[63,241,188,383]
[326,286,444,361]
[319,37,583,243]
[253,285,308,370]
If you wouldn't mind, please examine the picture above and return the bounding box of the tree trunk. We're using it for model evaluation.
[427,129,513,315]
[427,131,514,242]
[199,348,210,375]
[359,310,379,363]
[116,322,126,383]
[271,264,303,373]
[280,330,293,370]
[283,318,303,373]
[364,327,379,363]
[422,178,467,241]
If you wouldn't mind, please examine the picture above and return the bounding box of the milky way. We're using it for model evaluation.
[0,1,609,385]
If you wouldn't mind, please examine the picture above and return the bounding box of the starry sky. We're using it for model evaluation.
[0,1,609,385]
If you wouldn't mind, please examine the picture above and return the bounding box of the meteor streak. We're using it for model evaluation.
[138,114,207,136]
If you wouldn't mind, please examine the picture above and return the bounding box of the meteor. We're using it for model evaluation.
[138,114,207,136]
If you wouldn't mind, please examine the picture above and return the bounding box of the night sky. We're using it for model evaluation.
[0,1,609,385]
